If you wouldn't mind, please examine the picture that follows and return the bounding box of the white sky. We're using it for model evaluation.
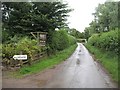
[64,0,107,32]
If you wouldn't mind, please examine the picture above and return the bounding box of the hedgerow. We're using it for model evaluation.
[2,31,76,61]
[48,30,76,54]
[88,29,118,54]
[2,37,41,60]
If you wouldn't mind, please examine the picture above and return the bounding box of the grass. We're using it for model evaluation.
[9,44,77,78]
[85,44,118,82]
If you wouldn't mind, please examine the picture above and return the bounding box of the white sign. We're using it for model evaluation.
[13,55,27,60]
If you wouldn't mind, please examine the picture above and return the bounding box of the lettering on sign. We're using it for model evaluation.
[13,55,27,60]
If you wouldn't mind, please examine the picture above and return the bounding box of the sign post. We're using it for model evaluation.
[13,55,27,60]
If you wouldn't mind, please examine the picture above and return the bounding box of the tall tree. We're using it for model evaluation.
[2,2,33,36]
[2,2,72,43]
[83,2,118,39]
[93,2,118,32]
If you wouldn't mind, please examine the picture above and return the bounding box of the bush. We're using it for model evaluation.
[88,34,99,46]
[51,30,69,51]
[16,37,41,60]
[49,30,76,53]
[2,37,41,60]
[88,29,118,53]
[68,35,76,45]
[2,43,16,59]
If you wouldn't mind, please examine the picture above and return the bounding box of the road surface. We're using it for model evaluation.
[2,43,117,88]
[43,43,117,88]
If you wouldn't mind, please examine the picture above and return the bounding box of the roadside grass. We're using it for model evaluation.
[85,44,118,82]
[10,44,77,78]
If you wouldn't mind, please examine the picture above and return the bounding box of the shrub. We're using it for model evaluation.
[88,29,118,53]
[57,30,69,50]
[16,37,41,60]
[2,43,16,59]
[48,30,76,54]
[2,37,41,60]
[68,35,76,45]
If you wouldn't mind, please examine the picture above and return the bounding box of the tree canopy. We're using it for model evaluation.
[2,2,72,36]
[83,2,118,40]
[2,2,72,44]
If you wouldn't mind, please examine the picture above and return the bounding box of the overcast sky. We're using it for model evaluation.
[63,0,107,32]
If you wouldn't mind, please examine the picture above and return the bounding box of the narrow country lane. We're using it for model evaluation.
[43,43,117,88]
[3,43,117,88]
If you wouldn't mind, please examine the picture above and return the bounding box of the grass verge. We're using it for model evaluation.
[9,44,77,78]
[85,44,118,82]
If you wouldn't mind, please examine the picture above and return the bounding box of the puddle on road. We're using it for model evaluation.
[76,58,80,65]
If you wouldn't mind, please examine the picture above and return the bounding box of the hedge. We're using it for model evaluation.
[48,30,76,53]
[88,29,118,53]
[2,37,41,60]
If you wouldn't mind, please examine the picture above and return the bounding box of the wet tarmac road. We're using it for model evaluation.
[43,43,117,88]
[3,43,117,88]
